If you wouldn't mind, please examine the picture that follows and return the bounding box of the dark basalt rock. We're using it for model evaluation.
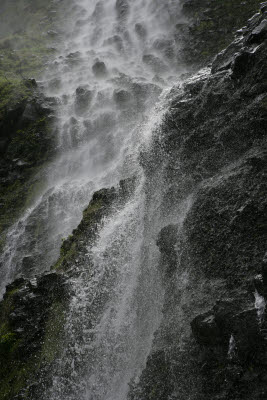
[135,23,147,39]
[0,86,57,240]
[53,177,137,274]
[181,0,260,67]
[74,86,93,115]
[129,6,267,400]
[115,0,130,20]
[0,176,136,399]
[156,224,178,278]
[142,54,168,74]
[0,273,68,400]
[113,89,132,108]
[92,59,107,77]
[247,18,267,43]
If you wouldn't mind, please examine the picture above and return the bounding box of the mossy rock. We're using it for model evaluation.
[0,275,68,400]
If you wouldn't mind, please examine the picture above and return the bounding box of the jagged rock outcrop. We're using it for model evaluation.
[0,86,57,249]
[1,1,267,400]
[129,5,267,400]
[0,178,136,399]
[0,273,68,400]
[181,0,260,67]
[0,0,63,246]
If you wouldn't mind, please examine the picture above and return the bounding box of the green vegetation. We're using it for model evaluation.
[54,199,103,271]
[0,278,66,400]
[0,79,32,119]
[0,0,59,251]
[40,301,65,364]
[0,0,57,80]
[7,117,52,163]
[0,0,57,119]
[0,112,52,246]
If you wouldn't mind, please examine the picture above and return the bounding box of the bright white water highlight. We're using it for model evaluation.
[0,0,185,296]
[255,288,266,324]
[1,0,186,398]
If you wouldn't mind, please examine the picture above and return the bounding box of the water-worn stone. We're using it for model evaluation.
[181,0,260,67]
[92,60,107,77]
[0,274,68,400]
[129,7,267,400]
[115,0,130,20]
[74,86,93,115]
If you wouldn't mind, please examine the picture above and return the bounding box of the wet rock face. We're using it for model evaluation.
[0,274,68,400]
[115,0,130,20]
[92,59,108,77]
[0,178,136,399]
[156,225,178,278]
[181,0,260,67]
[0,87,56,240]
[74,86,93,116]
[130,7,267,400]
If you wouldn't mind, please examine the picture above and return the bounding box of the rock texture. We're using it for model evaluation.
[0,178,136,399]
[0,86,57,250]
[180,0,260,66]
[0,273,68,400]
[0,1,267,400]
[129,4,267,400]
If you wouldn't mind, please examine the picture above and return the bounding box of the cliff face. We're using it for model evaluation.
[129,3,267,399]
[180,0,260,66]
[0,0,267,399]
[0,0,60,247]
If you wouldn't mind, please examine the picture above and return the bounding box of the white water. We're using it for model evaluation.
[254,288,266,324]
[1,0,187,398]
[0,0,185,296]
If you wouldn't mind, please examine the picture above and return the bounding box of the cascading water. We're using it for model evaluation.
[0,0,186,296]
[1,0,187,398]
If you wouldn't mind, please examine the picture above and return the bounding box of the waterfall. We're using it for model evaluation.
[1,0,186,398]
[0,0,186,297]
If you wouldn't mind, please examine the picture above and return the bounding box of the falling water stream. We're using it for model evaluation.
[0,0,186,296]
[1,0,187,398]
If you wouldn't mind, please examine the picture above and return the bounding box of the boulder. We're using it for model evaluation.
[92,60,107,77]
[115,0,130,20]
[142,54,168,74]
[74,86,93,115]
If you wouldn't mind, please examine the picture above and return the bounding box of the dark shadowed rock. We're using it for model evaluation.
[157,224,178,277]
[115,0,130,20]
[191,312,222,346]
[74,86,93,115]
[135,23,147,39]
[129,7,267,400]
[92,60,107,77]
[113,89,132,108]
[104,35,124,52]
[142,54,168,74]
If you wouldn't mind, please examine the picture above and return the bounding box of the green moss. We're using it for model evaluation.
[0,291,66,400]
[0,0,57,83]
[53,200,103,271]
[0,79,31,118]
[0,110,52,247]
[7,117,52,162]
[261,96,267,111]
[0,333,16,355]
[0,168,47,253]
[82,200,103,222]
[196,20,215,32]
[53,241,77,271]
[40,302,65,364]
